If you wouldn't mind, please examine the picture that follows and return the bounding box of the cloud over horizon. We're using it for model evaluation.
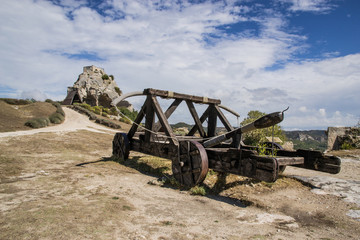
[0,0,359,130]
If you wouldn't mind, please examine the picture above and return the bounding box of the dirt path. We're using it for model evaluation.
[0,108,359,239]
[0,107,117,138]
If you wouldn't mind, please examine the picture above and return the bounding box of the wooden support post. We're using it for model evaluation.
[186,100,206,138]
[127,100,147,140]
[207,104,217,137]
[144,96,155,142]
[151,96,179,146]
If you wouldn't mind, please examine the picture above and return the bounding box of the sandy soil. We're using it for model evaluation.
[0,107,359,239]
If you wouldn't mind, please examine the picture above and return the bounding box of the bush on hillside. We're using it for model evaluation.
[110,107,118,115]
[49,112,65,124]
[25,117,50,128]
[102,74,109,80]
[115,87,122,95]
[119,107,138,121]
[93,106,101,115]
[103,108,110,114]
[24,99,65,128]
[0,98,33,105]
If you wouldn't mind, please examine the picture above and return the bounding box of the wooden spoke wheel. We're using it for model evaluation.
[112,133,130,160]
[172,141,209,187]
[263,141,286,173]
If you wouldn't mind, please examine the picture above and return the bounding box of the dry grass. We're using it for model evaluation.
[0,100,56,132]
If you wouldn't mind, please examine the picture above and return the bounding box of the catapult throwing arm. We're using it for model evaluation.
[203,108,288,148]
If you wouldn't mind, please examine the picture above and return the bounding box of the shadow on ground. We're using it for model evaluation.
[76,155,257,208]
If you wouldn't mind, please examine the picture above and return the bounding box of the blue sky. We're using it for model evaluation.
[0,0,359,130]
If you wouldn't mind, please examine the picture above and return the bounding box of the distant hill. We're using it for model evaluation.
[284,130,327,151]
[170,122,328,151]
[171,122,193,129]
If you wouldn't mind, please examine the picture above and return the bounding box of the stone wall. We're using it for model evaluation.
[327,127,360,150]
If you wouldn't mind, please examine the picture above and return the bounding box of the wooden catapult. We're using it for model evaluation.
[112,88,341,186]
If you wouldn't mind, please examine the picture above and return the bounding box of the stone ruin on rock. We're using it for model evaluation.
[327,126,360,150]
[63,65,132,110]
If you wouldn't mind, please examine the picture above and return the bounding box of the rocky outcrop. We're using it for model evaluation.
[63,65,132,110]
[327,127,360,150]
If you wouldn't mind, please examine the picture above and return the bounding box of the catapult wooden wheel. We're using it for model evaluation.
[112,133,130,160]
[172,141,209,187]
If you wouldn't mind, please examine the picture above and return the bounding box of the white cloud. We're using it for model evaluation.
[21,90,48,101]
[319,108,326,117]
[299,106,307,112]
[0,0,358,130]
[282,0,334,13]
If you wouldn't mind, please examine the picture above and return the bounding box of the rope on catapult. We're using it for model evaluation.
[113,105,231,141]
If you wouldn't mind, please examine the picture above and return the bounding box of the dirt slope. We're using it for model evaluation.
[0,108,359,239]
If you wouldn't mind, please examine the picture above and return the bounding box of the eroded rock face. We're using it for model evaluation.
[65,65,124,108]
[327,127,360,150]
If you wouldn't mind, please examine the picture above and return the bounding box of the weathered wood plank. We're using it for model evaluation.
[131,139,178,160]
[275,157,304,166]
[144,88,221,104]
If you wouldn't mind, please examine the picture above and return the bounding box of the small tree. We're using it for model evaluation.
[240,110,286,146]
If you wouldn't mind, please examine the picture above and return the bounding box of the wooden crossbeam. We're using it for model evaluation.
[215,105,234,132]
[154,98,182,132]
[187,106,209,136]
[144,88,221,105]
[127,100,147,140]
[186,100,206,138]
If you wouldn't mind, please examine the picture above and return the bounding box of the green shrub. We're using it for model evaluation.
[110,107,118,115]
[102,112,108,118]
[102,74,109,80]
[241,110,286,146]
[340,142,354,150]
[80,103,92,111]
[189,186,207,196]
[49,113,65,124]
[119,117,132,124]
[103,108,110,114]
[95,118,121,129]
[119,107,138,121]
[115,87,122,95]
[93,106,101,115]
[109,75,114,80]
[25,117,50,128]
